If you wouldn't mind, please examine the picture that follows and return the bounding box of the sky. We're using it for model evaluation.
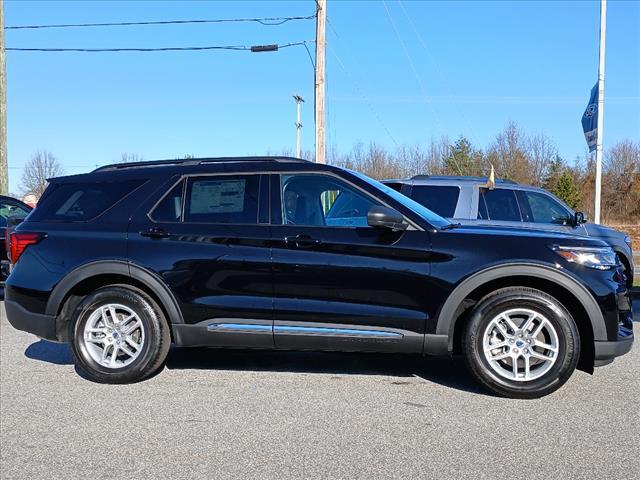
[4,0,640,193]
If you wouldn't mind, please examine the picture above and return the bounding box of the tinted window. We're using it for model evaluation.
[151,181,184,222]
[410,186,460,218]
[281,174,380,227]
[30,180,144,222]
[184,175,259,224]
[523,191,572,225]
[478,188,521,222]
[0,201,30,227]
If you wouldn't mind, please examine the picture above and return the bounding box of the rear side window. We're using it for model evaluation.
[410,186,460,218]
[30,180,144,222]
[184,175,259,224]
[478,188,522,222]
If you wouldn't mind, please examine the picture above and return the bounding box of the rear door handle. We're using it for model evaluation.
[284,234,322,248]
[140,227,171,239]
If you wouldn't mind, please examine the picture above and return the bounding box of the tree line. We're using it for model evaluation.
[16,121,640,224]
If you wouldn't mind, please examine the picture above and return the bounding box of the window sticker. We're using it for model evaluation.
[190,179,246,214]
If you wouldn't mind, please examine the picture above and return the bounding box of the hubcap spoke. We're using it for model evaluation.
[122,319,142,335]
[501,314,520,334]
[533,340,558,352]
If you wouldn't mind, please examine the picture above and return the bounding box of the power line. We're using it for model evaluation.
[6,42,307,53]
[382,0,464,174]
[4,15,316,30]
[325,16,399,148]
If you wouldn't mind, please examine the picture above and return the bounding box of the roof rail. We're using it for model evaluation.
[410,174,517,184]
[94,156,309,172]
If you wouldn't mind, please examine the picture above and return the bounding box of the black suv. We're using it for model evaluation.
[4,157,634,398]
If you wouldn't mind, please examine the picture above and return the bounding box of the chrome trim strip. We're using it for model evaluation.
[207,323,272,332]
[274,325,402,338]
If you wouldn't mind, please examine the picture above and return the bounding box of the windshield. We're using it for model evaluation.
[348,170,451,229]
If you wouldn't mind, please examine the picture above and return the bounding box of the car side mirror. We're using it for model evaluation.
[573,212,587,227]
[367,206,407,231]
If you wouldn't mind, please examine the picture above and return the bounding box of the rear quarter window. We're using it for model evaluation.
[29,179,144,222]
[410,185,460,218]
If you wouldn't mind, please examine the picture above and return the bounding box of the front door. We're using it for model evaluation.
[128,173,274,348]
[269,172,431,354]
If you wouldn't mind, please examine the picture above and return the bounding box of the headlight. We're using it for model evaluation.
[624,235,632,248]
[551,245,617,270]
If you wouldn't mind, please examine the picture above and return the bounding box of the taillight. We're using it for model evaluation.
[9,232,44,264]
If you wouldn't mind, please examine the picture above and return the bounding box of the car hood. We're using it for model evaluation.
[583,222,627,240]
[446,224,606,246]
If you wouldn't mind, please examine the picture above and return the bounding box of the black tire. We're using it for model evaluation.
[69,286,171,384]
[463,287,580,399]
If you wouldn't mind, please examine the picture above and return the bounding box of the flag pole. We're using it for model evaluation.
[594,0,607,224]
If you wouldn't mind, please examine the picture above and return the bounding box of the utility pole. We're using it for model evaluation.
[594,0,607,224]
[293,95,304,158]
[314,0,326,164]
[0,0,8,195]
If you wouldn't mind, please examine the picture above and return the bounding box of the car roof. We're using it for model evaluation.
[48,156,344,183]
[384,175,518,185]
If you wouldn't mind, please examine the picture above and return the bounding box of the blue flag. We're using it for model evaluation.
[582,82,599,152]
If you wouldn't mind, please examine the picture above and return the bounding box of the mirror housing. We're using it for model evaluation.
[573,211,587,227]
[367,206,407,231]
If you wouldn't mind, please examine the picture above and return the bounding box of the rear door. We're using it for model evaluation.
[128,173,274,347]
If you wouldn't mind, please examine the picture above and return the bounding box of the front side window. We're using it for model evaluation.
[184,175,259,224]
[478,188,522,222]
[522,191,572,225]
[281,174,380,227]
[410,185,460,218]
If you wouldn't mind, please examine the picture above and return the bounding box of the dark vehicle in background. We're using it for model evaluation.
[383,175,634,285]
[3,158,634,398]
[0,195,32,295]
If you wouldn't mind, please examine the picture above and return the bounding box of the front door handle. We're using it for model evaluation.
[140,227,171,239]
[284,234,322,248]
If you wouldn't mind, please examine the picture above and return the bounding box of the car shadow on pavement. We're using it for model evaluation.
[24,340,486,395]
[165,347,488,395]
[25,339,74,365]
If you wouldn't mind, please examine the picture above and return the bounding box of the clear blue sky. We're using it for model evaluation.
[4,0,640,193]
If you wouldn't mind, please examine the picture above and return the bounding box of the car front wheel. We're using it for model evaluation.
[463,287,580,399]
[70,286,171,383]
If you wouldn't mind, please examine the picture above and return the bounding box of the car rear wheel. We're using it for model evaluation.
[70,286,171,383]
[463,287,580,399]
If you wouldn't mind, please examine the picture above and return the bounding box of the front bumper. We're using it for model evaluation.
[4,299,58,341]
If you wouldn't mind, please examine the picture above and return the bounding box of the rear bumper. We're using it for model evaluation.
[4,299,57,341]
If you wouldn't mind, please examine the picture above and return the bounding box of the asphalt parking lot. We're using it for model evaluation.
[1,301,638,480]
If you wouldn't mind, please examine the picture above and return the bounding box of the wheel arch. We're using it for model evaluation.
[437,264,605,372]
[47,260,183,341]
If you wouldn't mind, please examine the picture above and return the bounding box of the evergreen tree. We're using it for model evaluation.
[443,136,482,176]
[552,171,581,210]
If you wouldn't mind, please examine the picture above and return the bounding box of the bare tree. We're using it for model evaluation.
[20,150,64,199]
[528,133,557,186]
[486,121,531,183]
[119,152,144,163]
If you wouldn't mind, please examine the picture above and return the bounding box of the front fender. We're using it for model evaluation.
[433,263,607,352]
